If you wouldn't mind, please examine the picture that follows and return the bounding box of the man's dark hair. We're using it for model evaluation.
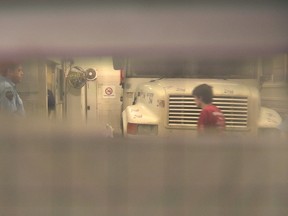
[192,84,213,104]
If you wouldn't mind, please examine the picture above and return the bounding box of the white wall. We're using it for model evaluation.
[66,57,122,135]
[261,54,288,115]
[18,61,47,119]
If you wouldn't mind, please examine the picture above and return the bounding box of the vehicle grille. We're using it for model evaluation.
[168,95,248,129]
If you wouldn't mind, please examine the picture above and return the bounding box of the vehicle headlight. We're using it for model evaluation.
[127,123,158,135]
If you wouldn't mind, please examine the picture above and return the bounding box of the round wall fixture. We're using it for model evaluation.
[67,66,86,89]
[86,68,97,81]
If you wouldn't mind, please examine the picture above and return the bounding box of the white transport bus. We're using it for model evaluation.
[113,56,282,138]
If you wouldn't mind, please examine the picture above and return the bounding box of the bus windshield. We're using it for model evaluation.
[126,57,257,79]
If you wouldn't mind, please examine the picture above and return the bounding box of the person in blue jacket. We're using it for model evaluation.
[0,61,25,117]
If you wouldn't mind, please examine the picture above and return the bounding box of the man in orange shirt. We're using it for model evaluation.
[192,84,225,136]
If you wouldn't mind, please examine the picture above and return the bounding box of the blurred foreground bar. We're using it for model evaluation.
[0,121,287,216]
[0,3,287,59]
